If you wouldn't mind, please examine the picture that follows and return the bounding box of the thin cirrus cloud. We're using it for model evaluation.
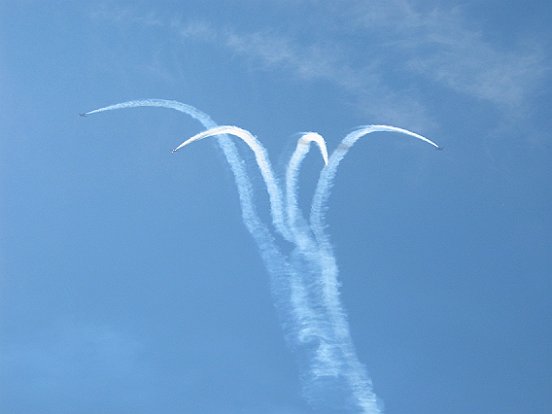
[171,19,432,128]
[339,0,547,109]
[170,1,546,124]
[82,99,440,413]
[91,1,547,128]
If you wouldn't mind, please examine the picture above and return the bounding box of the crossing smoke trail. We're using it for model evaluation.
[173,125,291,241]
[174,125,438,413]
[85,100,438,414]
[311,125,439,244]
[85,99,315,364]
[84,100,336,410]
[285,132,328,246]
[84,100,276,246]
[304,126,439,413]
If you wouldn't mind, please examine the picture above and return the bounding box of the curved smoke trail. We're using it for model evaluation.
[85,100,332,410]
[174,126,379,411]
[86,102,438,414]
[174,125,291,241]
[84,100,264,237]
[305,125,439,413]
[85,100,301,341]
[285,132,328,244]
[311,125,439,244]
[174,125,335,380]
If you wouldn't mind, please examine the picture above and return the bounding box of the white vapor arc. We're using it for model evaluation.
[175,128,332,355]
[83,99,318,340]
[175,123,437,413]
[282,130,380,413]
[283,133,340,383]
[173,126,334,372]
[306,125,439,413]
[311,125,439,244]
[83,100,265,241]
[88,100,439,414]
[85,100,319,344]
[84,100,329,411]
[285,132,328,241]
[173,125,291,241]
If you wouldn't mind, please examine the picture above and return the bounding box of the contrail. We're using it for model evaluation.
[311,124,439,244]
[173,125,335,383]
[84,101,331,410]
[283,132,357,406]
[306,125,439,413]
[175,125,434,413]
[174,126,379,411]
[310,125,439,340]
[86,102,439,414]
[84,100,312,346]
[174,125,291,241]
[285,132,328,244]
[83,99,263,236]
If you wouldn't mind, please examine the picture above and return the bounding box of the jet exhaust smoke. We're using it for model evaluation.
[174,125,291,241]
[84,100,438,414]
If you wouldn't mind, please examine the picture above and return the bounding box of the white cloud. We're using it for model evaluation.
[169,21,434,128]
[91,1,549,129]
[340,0,548,109]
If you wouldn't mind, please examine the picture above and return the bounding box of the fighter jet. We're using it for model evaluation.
[79,113,87,117]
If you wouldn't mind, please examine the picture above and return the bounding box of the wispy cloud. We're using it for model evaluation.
[170,19,433,128]
[90,0,549,129]
[341,0,548,110]
[172,2,547,129]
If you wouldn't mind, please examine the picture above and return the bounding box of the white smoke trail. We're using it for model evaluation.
[311,125,439,335]
[175,126,376,410]
[174,126,292,241]
[85,100,309,338]
[175,126,380,412]
[87,103,438,414]
[173,125,332,366]
[311,125,439,243]
[83,99,303,303]
[83,99,265,238]
[285,132,328,243]
[284,133,353,393]
[305,125,439,413]
[85,101,328,409]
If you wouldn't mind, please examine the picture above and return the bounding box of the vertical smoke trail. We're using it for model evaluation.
[283,133,351,386]
[311,125,439,244]
[173,125,331,354]
[305,125,439,413]
[173,125,291,241]
[283,132,376,412]
[84,100,304,343]
[85,102,330,410]
[83,100,263,238]
[175,126,369,411]
[310,126,439,331]
[175,126,384,413]
[87,103,438,414]
[285,132,328,244]
[283,133,355,404]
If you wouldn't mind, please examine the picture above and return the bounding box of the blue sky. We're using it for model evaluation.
[1,1,551,413]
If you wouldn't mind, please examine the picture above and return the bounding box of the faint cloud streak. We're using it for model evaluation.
[342,0,548,109]
[90,0,549,130]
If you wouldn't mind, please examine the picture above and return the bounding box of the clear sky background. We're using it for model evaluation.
[1,1,551,413]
